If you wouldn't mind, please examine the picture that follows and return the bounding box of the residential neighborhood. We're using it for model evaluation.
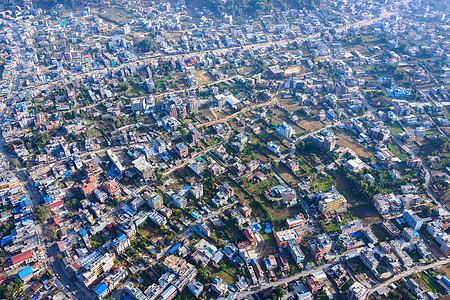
[0,0,449,299]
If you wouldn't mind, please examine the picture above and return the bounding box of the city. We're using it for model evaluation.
[0,0,448,299]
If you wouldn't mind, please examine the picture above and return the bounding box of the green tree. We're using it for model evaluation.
[33,205,50,222]
[436,135,449,151]
[44,224,58,240]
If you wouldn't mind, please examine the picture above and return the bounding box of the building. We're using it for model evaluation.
[347,282,368,300]
[317,188,347,213]
[132,156,153,180]
[148,211,167,226]
[267,141,281,155]
[275,228,302,248]
[403,210,423,231]
[382,220,401,237]
[287,240,305,264]
[190,183,203,199]
[102,180,121,197]
[279,122,293,138]
[308,234,332,260]
[172,194,187,208]
[131,98,146,111]
[340,220,363,235]
[286,214,307,229]
[162,255,187,274]
[373,194,390,215]
[112,234,130,254]
[187,279,203,298]
[147,192,163,210]
[176,143,189,158]
[360,249,378,270]
[94,189,108,203]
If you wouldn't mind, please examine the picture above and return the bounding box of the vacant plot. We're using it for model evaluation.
[99,7,132,24]
[275,164,300,186]
[269,205,301,220]
[334,131,370,157]
[349,203,382,225]
[387,142,408,161]
[298,118,324,131]
[210,263,239,285]
[389,123,404,136]
[372,224,390,242]
[310,176,334,192]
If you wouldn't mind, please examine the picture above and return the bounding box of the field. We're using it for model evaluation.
[269,205,301,220]
[99,6,132,25]
[209,262,239,285]
[389,123,404,136]
[371,223,390,242]
[412,272,445,294]
[275,164,301,186]
[387,142,408,161]
[349,203,382,225]
[194,70,213,85]
[333,131,370,157]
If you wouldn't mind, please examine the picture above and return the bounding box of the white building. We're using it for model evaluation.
[279,122,293,138]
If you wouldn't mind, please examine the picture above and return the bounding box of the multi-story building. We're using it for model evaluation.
[102,180,121,197]
[308,234,332,260]
[382,220,401,237]
[403,210,423,231]
[340,220,363,235]
[373,194,390,215]
[147,192,163,210]
[176,142,189,158]
[347,282,368,300]
[286,214,307,229]
[360,249,378,270]
[279,122,293,138]
[317,187,347,213]
[267,141,281,155]
[112,234,130,254]
[287,240,305,264]
[172,194,187,208]
[132,156,153,180]
[275,228,302,248]
[187,279,203,298]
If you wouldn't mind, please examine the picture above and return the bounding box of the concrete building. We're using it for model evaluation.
[147,192,163,210]
[287,240,305,264]
[347,282,368,300]
[403,209,423,231]
[279,121,293,138]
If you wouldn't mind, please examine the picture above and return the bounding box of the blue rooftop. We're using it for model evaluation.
[94,282,108,295]
[18,266,33,279]
[116,234,127,242]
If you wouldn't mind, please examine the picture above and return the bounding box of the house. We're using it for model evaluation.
[308,234,332,260]
[267,141,281,155]
[176,143,189,158]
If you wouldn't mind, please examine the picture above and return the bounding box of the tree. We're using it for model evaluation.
[271,286,284,300]
[271,160,279,169]
[422,206,431,217]
[10,158,19,169]
[33,205,50,222]
[44,224,58,240]
[436,135,449,152]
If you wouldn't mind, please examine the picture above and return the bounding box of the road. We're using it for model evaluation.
[198,83,282,128]
[367,258,450,296]
[236,259,339,299]
[10,10,396,99]
[0,109,89,299]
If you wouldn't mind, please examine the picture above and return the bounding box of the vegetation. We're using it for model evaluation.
[33,205,51,222]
